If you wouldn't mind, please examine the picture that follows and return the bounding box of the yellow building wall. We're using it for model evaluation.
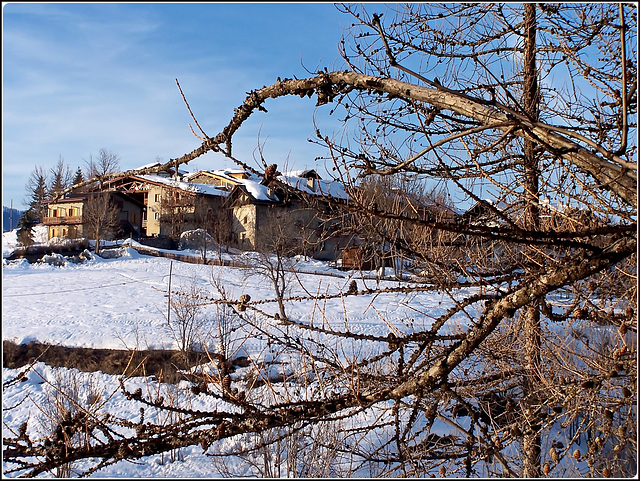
[47,200,84,219]
[145,186,163,236]
[47,200,85,240]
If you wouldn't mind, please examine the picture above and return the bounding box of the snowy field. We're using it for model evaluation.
[2,228,455,352]
[2,228,628,478]
[2,228,464,477]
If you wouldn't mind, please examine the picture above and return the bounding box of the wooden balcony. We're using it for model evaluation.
[43,216,83,226]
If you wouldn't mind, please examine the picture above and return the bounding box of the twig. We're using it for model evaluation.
[176,78,209,140]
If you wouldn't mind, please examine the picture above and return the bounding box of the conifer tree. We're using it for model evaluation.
[15,209,38,246]
[24,166,48,223]
[49,156,72,199]
[72,167,84,186]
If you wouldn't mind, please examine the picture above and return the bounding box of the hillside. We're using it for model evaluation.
[2,242,438,350]
[2,236,632,478]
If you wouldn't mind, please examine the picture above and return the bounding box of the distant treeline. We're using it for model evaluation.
[3,206,24,232]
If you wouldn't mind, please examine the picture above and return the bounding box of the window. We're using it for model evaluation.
[154,193,161,202]
[154,212,159,220]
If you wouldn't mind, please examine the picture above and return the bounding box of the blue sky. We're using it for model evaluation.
[2,2,352,210]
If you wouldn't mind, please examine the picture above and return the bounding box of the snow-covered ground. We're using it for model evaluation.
[2,228,453,351]
[3,228,628,478]
[2,228,462,477]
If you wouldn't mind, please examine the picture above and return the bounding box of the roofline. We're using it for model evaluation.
[46,190,146,207]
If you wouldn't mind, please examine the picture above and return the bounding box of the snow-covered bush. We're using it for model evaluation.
[41,253,66,267]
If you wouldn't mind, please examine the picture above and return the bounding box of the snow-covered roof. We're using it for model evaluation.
[134,161,162,170]
[222,168,251,177]
[278,174,349,200]
[137,174,231,198]
[282,169,317,178]
[239,180,278,202]
[183,169,248,182]
[183,169,279,202]
[136,168,348,203]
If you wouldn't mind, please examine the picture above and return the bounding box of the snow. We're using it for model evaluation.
[2,228,466,477]
[4,226,615,478]
[2,232,453,351]
[278,173,349,200]
[137,173,231,198]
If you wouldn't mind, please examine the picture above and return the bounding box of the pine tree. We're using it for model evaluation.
[24,166,49,223]
[16,209,38,246]
[49,156,72,198]
[72,167,84,186]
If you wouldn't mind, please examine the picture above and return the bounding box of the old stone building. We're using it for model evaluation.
[43,164,351,260]
[98,168,229,240]
[186,168,351,259]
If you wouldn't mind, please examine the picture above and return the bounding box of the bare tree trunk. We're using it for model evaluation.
[521,4,542,477]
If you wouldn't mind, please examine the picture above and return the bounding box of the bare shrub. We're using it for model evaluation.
[34,369,104,478]
[243,223,299,322]
[165,275,210,363]
[212,420,348,478]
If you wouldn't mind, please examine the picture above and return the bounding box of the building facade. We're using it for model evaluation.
[43,192,144,240]
[43,166,351,260]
